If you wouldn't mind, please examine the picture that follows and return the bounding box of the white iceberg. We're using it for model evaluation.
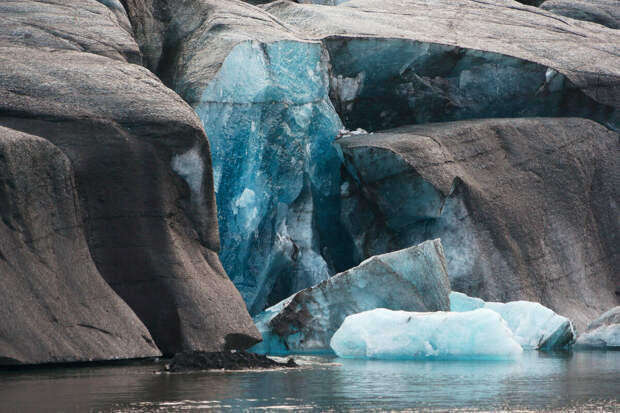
[449,292,575,349]
[330,308,523,360]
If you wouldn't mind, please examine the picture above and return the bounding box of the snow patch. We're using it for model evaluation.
[171,146,204,202]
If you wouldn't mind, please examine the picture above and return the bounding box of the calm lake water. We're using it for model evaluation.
[1,351,619,413]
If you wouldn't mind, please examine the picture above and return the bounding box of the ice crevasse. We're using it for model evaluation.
[330,308,524,360]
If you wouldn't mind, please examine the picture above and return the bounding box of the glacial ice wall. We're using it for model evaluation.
[339,140,481,284]
[194,40,352,314]
[145,1,619,324]
[327,39,618,132]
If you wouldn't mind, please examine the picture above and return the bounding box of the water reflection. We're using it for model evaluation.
[0,352,618,412]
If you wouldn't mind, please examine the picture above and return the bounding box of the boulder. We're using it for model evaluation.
[542,0,620,30]
[338,118,619,331]
[330,308,523,360]
[0,0,260,357]
[575,307,620,349]
[166,351,297,372]
[0,127,160,365]
[450,292,575,349]
[250,239,451,354]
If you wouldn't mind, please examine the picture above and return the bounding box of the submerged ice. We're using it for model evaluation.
[450,292,575,349]
[330,308,523,360]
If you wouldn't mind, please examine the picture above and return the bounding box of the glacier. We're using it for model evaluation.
[250,239,451,355]
[325,39,618,132]
[330,308,523,360]
[194,40,353,314]
[575,307,620,349]
[450,292,575,350]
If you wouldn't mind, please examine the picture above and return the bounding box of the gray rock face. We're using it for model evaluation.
[338,118,619,331]
[250,239,451,354]
[542,0,620,30]
[120,0,620,316]
[0,127,161,365]
[575,307,620,349]
[0,0,260,358]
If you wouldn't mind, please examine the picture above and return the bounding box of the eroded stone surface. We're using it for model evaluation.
[0,0,260,358]
[0,127,161,365]
[542,0,620,30]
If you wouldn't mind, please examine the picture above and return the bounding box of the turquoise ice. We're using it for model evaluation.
[250,240,451,355]
[450,292,575,349]
[195,40,352,314]
[330,308,523,360]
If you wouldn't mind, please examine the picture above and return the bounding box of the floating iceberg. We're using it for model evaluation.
[575,307,620,349]
[330,308,523,360]
[449,292,575,349]
[250,239,451,355]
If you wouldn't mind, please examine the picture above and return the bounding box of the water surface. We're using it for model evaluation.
[1,351,619,412]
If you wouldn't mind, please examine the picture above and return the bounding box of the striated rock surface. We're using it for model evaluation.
[542,0,620,30]
[450,292,575,349]
[122,0,619,316]
[338,118,619,331]
[0,127,160,365]
[575,307,620,349]
[0,0,260,358]
[250,239,451,354]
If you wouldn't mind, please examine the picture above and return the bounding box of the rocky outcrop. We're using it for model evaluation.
[338,118,619,331]
[251,240,451,354]
[0,127,161,365]
[542,0,620,30]
[575,307,620,349]
[166,351,297,372]
[0,0,260,359]
[120,0,620,317]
